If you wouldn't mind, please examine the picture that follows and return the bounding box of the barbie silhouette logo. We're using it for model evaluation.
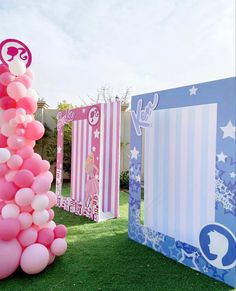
[0,39,32,67]
[199,223,236,269]
[88,106,100,126]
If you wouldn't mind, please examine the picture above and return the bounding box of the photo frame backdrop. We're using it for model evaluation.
[56,101,121,222]
[128,77,236,287]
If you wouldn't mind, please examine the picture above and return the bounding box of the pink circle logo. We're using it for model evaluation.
[88,106,100,126]
[0,39,32,68]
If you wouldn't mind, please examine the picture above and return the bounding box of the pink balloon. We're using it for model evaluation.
[0,72,15,86]
[17,97,37,114]
[46,191,57,208]
[18,227,38,247]
[0,201,6,213]
[16,75,32,89]
[0,96,17,110]
[0,179,18,200]
[7,135,25,150]
[7,81,27,101]
[31,176,51,194]
[0,238,22,279]
[0,218,20,240]
[17,145,34,159]
[18,212,33,230]
[13,169,34,188]
[20,204,33,213]
[48,209,55,220]
[15,188,35,207]
[41,160,50,172]
[50,238,67,256]
[37,228,54,247]
[0,133,8,147]
[20,243,49,274]
[54,225,67,239]
[22,156,43,176]
[3,108,16,122]
[48,251,55,265]
[7,154,23,170]
[24,120,45,141]
[0,164,8,177]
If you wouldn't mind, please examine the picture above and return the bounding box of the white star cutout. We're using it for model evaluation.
[136,175,141,183]
[217,152,227,162]
[131,147,139,159]
[94,129,100,139]
[220,121,236,139]
[96,157,99,160]
[179,249,200,271]
[57,146,62,154]
[189,85,198,95]
[82,109,86,113]
[92,146,96,152]
[230,172,236,178]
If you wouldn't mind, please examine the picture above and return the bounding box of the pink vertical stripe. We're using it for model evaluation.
[114,102,121,217]
[107,103,113,211]
[71,121,75,199]
[102,104,107,211]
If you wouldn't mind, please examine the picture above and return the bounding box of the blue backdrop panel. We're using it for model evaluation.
[128,77,236,287]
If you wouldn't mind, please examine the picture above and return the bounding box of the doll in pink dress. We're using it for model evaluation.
[84,152,99,208]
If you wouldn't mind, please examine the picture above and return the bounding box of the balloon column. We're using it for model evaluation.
[0,39,67,279]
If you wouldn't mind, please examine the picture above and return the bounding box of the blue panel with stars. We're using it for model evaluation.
[128,77,236,288]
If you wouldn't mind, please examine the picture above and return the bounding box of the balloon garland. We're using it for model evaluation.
[0,39,67,279]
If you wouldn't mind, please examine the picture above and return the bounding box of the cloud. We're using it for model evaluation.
[0,0,235,107]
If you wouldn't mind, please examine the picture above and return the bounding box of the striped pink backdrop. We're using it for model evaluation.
[70,101,121,219]
[100,102,121,217]
[70,120,93,202]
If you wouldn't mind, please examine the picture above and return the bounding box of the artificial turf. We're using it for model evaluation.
[0,189,234,291]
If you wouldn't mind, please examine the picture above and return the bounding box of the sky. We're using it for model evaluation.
[0,0,235,107]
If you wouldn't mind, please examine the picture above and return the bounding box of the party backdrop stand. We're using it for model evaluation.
[56,101,121,222]
[128,77,236,287]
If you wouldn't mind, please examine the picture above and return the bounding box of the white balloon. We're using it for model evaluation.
[31,194,49,211]
[42,220,56,230]
[32,210,49,225]
[2,204,20,218]
[25,115,33,123]
[5,170,17,182]
[1,124,15,137]
[9,59,26,76]
[27,88,38,101]
[0,148,11,163]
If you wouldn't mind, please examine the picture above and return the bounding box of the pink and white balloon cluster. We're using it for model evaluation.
[0,59,67,280]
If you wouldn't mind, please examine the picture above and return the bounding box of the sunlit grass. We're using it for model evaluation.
[0,190,232,291]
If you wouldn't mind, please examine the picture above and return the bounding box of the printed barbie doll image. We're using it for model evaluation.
[84,152,99,207]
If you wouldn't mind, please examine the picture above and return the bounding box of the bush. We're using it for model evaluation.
[120,170,129,189]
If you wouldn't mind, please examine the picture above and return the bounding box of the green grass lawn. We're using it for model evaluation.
[0,188,234,291]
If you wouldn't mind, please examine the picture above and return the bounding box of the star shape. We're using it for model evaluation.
[82,109,86,113]
[217,152,227,162]
[92,146,96,152]
[189,85,198,96]
[169,244,181,260]
[96,157,99,160]
[202,266,208,273]
[136,175,141,183]
[179,249,200,271]
[130,147,139,159]
[220,121,236,139]
[230,172,236,178]
[93,129,100,139]
[57,146,62,154]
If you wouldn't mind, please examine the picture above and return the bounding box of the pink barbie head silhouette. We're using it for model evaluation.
[0,39,32,67]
